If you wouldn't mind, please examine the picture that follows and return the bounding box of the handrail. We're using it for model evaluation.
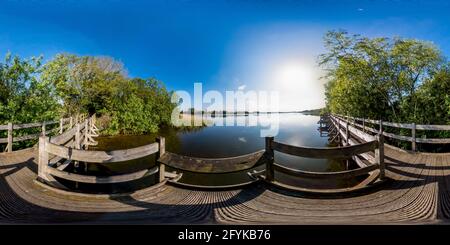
[333,114,450,151]
[263,125,385,191]
[0,115,83,153]
[158,150,267,174]
[271,140,377,159]
[273,162,379,179]
[47,165,159,184]
[45,141,159,163]
[38,120,172,188]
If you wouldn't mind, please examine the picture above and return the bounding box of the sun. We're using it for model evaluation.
[274,61,315,91]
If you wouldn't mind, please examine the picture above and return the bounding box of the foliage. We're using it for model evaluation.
[1,53,177,136]
[319,30,449,125]
[0,52,61,124]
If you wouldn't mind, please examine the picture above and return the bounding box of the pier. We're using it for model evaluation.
[1,114,450,224]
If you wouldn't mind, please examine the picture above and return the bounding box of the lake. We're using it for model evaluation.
[64,113,358,193]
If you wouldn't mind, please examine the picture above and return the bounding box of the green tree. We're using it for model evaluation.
[319,30,445,123]
[0,52,60,124]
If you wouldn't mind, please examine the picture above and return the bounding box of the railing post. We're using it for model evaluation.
[38,136,50,182]
[59,118,63,134]
[156,136,166,183]
[379,119,383,135]
[41,121,46,136]
[362,118,365,132]
[7,122,13,153]
[69,117,73,128]
[345,120,349,145]
[75,123,81,149]
[265,136,275,182]
[84,120,89,150]
[411,123,416,152]
[375,134,385,180]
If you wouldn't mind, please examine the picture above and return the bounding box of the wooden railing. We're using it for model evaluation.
[38,116,175,187]
[0,114,87,153]
[334,114,450,151]
[261,133,385,192]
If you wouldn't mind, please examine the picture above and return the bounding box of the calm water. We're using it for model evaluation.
[64,113,358,193]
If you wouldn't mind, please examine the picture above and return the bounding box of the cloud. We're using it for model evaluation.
[357,8,364,11]
[238,137,247,143]
[238,84,246,90]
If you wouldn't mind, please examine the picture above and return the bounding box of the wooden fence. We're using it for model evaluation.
[334,114,450,151]
[0,114,87,153]
[38,116,173,187]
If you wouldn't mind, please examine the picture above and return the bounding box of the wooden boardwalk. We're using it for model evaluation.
[1,144,450,224]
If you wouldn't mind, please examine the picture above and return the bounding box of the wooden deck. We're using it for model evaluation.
[1,144,450,224]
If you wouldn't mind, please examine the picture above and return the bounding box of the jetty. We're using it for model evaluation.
[1,114,450,224]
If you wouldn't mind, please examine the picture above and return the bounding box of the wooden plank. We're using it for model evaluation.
[381,131,412,142]
[271,140,377,159]
[415,124,450,130]
[47,166,159,184]
[382,121,414,129]
[273,162,379,179]
[45,141,159,163]
[49,126,78,145]
[158,150,267,173]
[416,138,450,144]
[12,120,58,129]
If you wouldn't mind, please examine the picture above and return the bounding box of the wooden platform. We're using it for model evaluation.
[1,143,450,224]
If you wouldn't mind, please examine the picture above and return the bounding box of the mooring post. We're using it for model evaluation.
[265,136,275,182]
[59,118,63,134]
[7,122,13,153]
[411,122,416,152]
[38,136,50,182]
[376,134,385,180]
[156,136,166,182]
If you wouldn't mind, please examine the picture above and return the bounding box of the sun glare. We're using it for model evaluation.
[274,61,315,91]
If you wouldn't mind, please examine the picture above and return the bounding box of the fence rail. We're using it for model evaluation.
[38,116,171,186]
[334,114,450,151]
[1,114,88,153]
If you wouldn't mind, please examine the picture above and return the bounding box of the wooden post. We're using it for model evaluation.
[38,136,50,181]
[379,119,383,135]
[84,120,88,150]
[41,121,46,136]
[411,123,416,152]
[362,118,365,132]
[59,118,63,134]
[265,136,275,182]
[345,119,349,145]
[156,137,166,183]
[75,123,81,149]
[7,123,13,153]
[375,134,385,180]
[69,117,73,129]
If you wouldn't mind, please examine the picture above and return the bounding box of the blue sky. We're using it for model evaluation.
[1,0,449,111]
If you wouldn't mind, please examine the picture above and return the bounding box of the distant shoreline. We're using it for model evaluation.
[180,108,323,116]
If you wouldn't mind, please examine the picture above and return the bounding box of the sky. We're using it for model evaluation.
[1,0,450,111]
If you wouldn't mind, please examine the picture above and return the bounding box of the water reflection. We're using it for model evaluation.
[70,113,357,193]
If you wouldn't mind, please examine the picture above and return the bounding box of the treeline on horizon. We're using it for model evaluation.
[320,30,450,125]
[0,53,177,135]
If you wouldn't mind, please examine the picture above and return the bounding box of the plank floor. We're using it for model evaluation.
[1,145,450,224]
